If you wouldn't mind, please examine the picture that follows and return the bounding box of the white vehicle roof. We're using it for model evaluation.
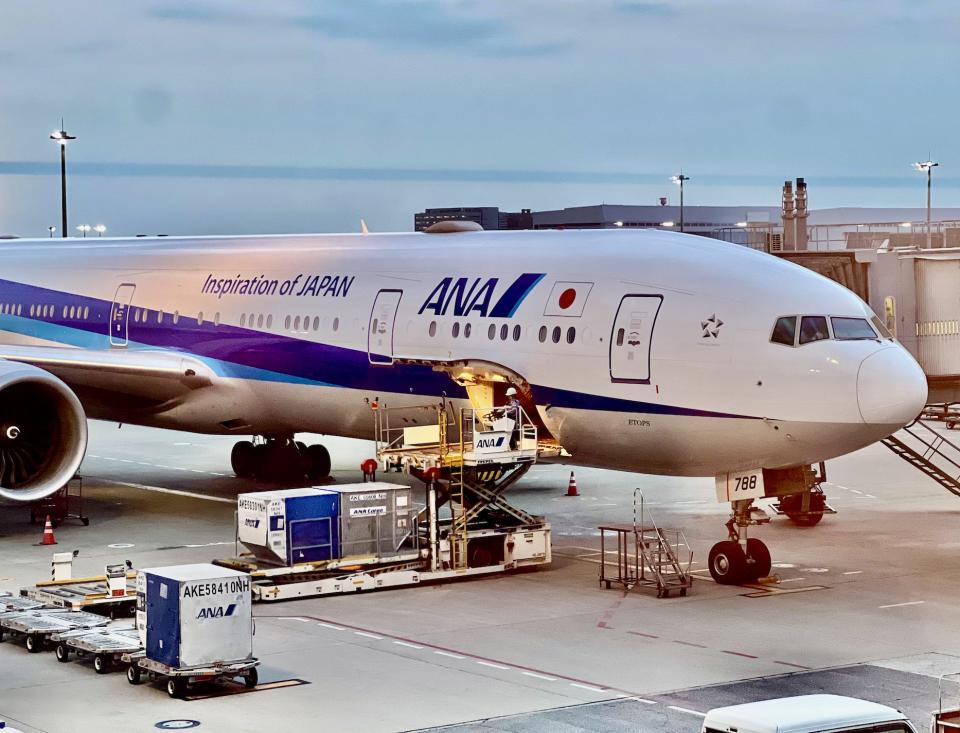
[702,694,910,733]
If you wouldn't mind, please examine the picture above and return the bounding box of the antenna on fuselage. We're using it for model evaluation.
[360,219,369,235]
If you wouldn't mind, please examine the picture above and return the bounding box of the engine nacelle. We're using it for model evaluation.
[0,361,87,503]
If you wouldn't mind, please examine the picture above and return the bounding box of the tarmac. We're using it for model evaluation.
[2,420,960,732]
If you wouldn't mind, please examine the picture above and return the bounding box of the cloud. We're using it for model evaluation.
[148,1,572,57]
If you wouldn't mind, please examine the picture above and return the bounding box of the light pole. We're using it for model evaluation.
[671,173,690,233]
[93,224,106,237]
[49,124,76,239]
[76,224,91,238]
[914,159,939,248]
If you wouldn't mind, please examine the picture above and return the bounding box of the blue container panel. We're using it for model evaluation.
[284,493,340,564]
[145,573,181,667]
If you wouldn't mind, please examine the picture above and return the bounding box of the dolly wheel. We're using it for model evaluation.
[126,664,141,685]
[25,634,41,653]
[243,667,258,689]
[167,677,187,699]
[56,644,70,663]
[94,654,108,674]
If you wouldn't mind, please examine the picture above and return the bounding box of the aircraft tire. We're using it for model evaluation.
[306,444,331,481]
[708,541,747,585]
[231,441,257,478]
[745,538,772,580]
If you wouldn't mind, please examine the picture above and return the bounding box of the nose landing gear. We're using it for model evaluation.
[708,499,772,585]
[230,436,331,482]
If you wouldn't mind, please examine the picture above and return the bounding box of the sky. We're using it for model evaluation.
[1,0,958,237]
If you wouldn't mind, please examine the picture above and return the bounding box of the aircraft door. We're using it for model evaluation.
[609,294,662,383]
[109,283,136,348]
[368,289,403,365]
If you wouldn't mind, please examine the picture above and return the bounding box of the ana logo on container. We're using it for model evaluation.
[197,603,237,619]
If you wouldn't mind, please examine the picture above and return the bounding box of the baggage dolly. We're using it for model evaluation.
[122,650,260,698]
[0,609,109,653]
[51,624,140,673]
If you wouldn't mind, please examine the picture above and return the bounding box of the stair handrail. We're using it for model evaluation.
[902,418,960,480]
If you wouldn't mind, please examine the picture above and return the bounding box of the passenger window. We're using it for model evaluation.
[799,316,829,344]
[313,316,320,331]
[831,317,878,340]
[513,325,521,341]
[567,327,576,344]
[464,323,472,338]
[616,328,625,346]
[552,326,561,344]
[197,312,204,326]
[771,316,797,346]
[538,326,547,343]
[488,324,496,340]
[452,322,460,338]
[429,321,437,337]
[266,314,273,328]
[241,313,247,327]
[284,316,291,330]
[500,324,509,341]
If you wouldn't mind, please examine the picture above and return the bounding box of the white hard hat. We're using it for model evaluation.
[505,387,518,396]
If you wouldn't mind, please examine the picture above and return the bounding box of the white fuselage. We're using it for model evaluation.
[0,228,927,476]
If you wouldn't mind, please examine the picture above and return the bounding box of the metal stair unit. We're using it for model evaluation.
[599,489,694,598]
[881,418,960,498]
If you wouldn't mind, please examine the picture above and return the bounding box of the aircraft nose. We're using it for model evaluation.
[857,346,927,426]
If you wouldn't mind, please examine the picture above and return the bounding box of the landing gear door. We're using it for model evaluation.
[368,289,403,365]
[109,283,136,348]
[609,295,662,383]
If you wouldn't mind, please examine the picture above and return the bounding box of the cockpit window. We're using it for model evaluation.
[771,316,797,346]
[831,317,878,341]
[799,316,829,344]
[871,315,893,339]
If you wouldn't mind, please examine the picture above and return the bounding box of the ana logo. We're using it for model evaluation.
[197,603,237,619]
[701,314,723,339]
[476,436,505,448]
[419,273,544,318]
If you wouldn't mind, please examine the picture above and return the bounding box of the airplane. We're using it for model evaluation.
[0,224,927,584]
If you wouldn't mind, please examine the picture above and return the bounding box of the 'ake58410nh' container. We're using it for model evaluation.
[138,564,253,669]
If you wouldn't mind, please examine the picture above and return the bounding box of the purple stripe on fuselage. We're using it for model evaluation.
[0,277,752,419]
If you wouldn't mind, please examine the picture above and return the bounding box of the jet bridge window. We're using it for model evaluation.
[799,316,829,345]
[831,317,878,341]
[771,316,797,346]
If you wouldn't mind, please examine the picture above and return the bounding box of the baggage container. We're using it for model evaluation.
[328,483,413,559]
[238,488,339,565]
[140,564,252,669]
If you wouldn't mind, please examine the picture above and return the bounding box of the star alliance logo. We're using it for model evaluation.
[702,314,723,338]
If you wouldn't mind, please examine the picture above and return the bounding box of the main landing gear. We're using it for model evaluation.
[230,436,331,482]
[708,499,772,585]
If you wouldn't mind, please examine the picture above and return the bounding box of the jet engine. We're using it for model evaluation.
[0,361,87,502]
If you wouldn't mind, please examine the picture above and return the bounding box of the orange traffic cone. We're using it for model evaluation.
[39,515,57,546]
[565,471,579,497]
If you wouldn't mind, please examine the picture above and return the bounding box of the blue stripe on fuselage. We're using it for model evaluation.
[0,277,753,420]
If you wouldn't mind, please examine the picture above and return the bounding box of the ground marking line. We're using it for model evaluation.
[570,683,606,692]
[673,640,707,648]
[277,617,309,622]
[476,660,510,670]
[849,489,863,494]
[354,631,383,640]
[522,671,557,681]
[394,641,424,650]
[318,622,345,631]
[632,698,657,705]
[668,706,706,717]
[722,650,759,659]
[780,577,807,583]
[843,571,863,575]
[879,601,925,609]
[434,651,465,659]
[92,478,235,503]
